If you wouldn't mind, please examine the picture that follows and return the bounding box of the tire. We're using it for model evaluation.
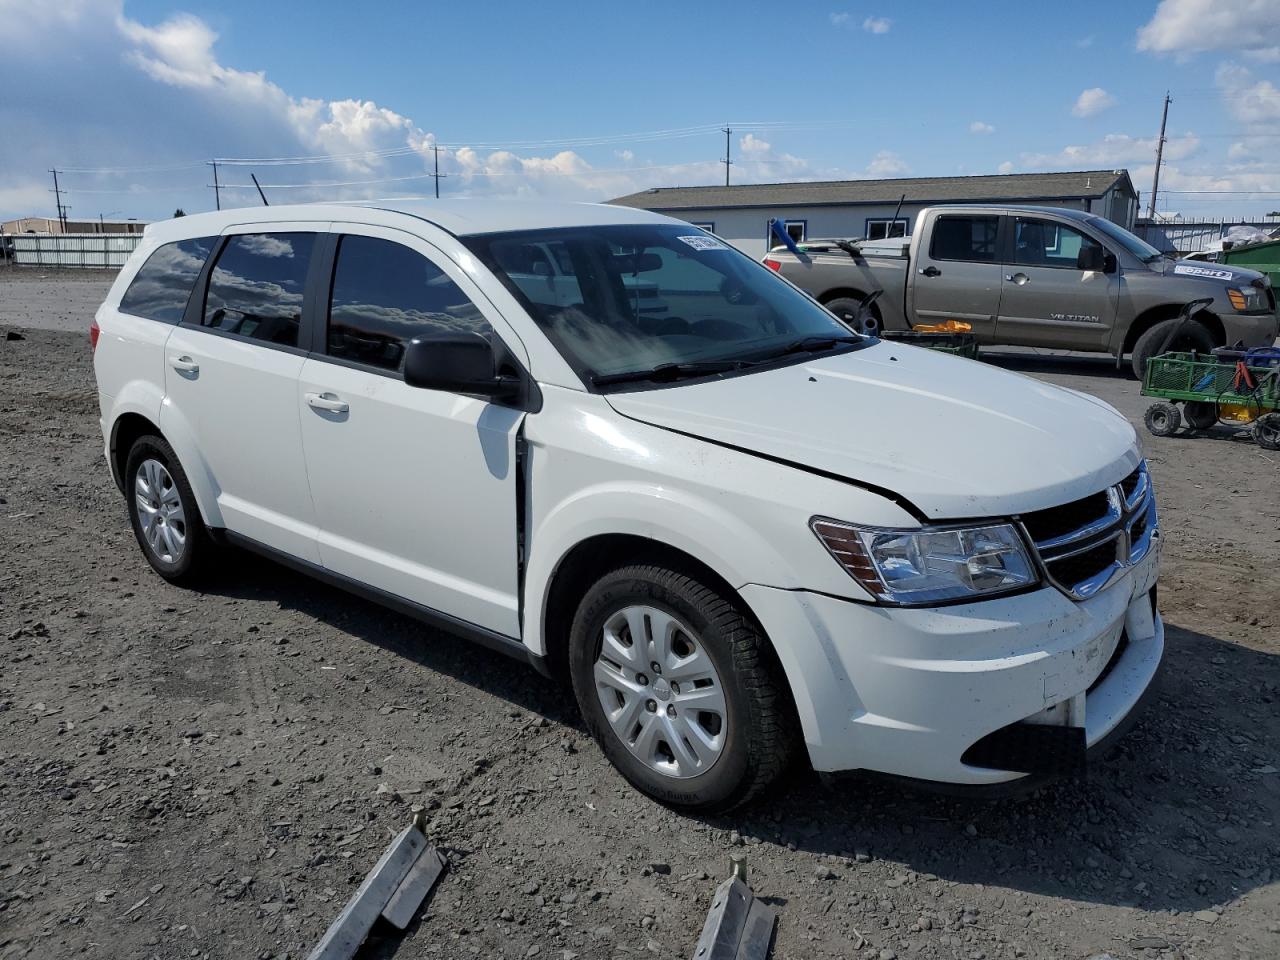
[1143,402,1182,438]
[124,435,213,585]
[826,296,881,336]
[1253,412,1280,451]
[1130,318,1216,380]
[1183,400,1218,430]
[568,564,793,812]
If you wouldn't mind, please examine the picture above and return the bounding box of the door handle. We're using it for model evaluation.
[305,392,349,414]
[1005,273,1030,285]
[919,265,941,278]
[169,355,199,374]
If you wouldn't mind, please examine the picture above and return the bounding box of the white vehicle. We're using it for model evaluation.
[92,200,1163,811]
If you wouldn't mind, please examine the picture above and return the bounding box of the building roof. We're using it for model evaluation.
[142,198,674,243]
[608,170,1135,212]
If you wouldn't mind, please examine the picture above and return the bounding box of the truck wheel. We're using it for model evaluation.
[1143,402,1182,438]
[124,435,214,585]
[1183,401,1218,430]
[568,564,794,813]
[1130,318,1215,380]
[1253,413,1280,451]
[826,296,881,336]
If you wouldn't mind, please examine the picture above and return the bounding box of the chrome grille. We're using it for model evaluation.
[1020,463,1157,600]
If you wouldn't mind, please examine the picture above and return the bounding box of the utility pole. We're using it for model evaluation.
[49,169,68,231]
[208,160,221,210]
[1148,92,1171,219]
[431,144,448,199]
[721,126,733,187]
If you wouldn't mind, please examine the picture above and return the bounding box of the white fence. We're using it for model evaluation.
[1134,219,1280,255]
[7,233,142,268]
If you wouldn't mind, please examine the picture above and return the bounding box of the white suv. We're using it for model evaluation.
[92,200,1163,811]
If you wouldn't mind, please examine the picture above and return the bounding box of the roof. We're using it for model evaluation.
[608,170,1136,212]
[143,198,673,243]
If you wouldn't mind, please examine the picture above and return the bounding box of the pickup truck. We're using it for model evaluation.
[763,204,1278,377]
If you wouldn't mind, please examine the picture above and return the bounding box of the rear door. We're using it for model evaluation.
[297,224,527,637]
[161,224,324,562]
[908,213,1003,341]
[995,216,1118,350]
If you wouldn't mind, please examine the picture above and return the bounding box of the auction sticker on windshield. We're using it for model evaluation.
[678,235,728,251]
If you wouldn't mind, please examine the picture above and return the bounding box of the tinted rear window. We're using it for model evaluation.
[930,216,999,262]
[203,233,316,348]
[118,237,216,323]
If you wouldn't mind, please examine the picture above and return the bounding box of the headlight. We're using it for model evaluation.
[1227,286,1261,311]
[811,518,1038,605]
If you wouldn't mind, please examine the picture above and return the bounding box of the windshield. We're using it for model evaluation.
[462,224,865,388]
[1086,216,1164,262]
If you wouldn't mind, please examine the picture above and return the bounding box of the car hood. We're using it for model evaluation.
[604,342,1139,520]
[1158,258,1267,286]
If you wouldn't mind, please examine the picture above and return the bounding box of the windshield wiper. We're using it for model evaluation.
[590,360,745,388]
[750,335,863,362]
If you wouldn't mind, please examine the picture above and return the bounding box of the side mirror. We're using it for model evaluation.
[403,332,517,400]
[1077,245,1117,273]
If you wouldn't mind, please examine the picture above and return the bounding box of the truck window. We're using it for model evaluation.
[1014,218,1103,270]
[929,216,998,262]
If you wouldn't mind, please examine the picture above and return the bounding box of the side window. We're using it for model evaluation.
[327,235,491,372]
[1014,218,1102,269]
[203,233,316,347]
[118,236,216,323]
[930,216,999,262]
[865,218,908,241]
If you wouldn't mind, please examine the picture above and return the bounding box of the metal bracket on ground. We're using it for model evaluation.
[690,859,777,960]
[305,813,447,960]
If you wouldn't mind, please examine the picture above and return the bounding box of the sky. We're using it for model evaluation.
[2,0,1279,224]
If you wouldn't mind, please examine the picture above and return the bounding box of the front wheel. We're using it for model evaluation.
[1183,401,1218,430]
[568,565,794,812]
[1144,402,1182,438]
[1253,412,1280,451]
[1130,318,1216,380]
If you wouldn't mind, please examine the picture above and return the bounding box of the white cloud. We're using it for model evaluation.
[865,150,908,177]
[969,121,995,134]
[1215,63,1280,124]
[1137,0,1280,62]
[0,2,836,219]
[829,11,853,27]
[863,16,892,34]
[1020,132,1201,169]
[1077,35,1095,48]
[1072,87,1116,118]
[997,161,1015,174]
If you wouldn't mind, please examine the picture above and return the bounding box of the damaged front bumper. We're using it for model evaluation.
[741,536,1162,786]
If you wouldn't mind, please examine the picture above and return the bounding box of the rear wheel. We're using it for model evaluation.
[1130,318,1216,380]
[1144,402,1182,438]
[1183,401,1218,430]
[1253,412,1280,451]
[825,296,881,336]
[568,564,793,812]
[125,435,213,585]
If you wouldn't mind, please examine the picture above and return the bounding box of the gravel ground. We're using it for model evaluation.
[2,270,1278,960]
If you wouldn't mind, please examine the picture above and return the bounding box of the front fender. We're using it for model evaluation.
[155,397,224,528]
[523,481,787,657]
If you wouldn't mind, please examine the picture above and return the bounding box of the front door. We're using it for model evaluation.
[908,213,1003,342]
[995,216,1118,350]
[161,226,323,563]
[297,226,527,638]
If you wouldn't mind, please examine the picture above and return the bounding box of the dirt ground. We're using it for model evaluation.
[2,268,1278,960]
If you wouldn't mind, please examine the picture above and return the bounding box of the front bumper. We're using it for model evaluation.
[1222,309,1280,349]
[741,538,1162,785]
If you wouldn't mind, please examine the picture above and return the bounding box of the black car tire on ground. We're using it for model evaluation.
[1183,401,1218,430]
[1130,318,1216,380]
[568,564,793,813]
[124,434,215,585]
[1252,412,1280,451]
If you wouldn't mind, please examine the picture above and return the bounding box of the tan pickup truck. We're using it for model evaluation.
[763,205,1278,377]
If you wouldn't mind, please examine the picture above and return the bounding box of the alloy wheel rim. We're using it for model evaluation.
[592,604,727,779]
[135,458,187,564]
